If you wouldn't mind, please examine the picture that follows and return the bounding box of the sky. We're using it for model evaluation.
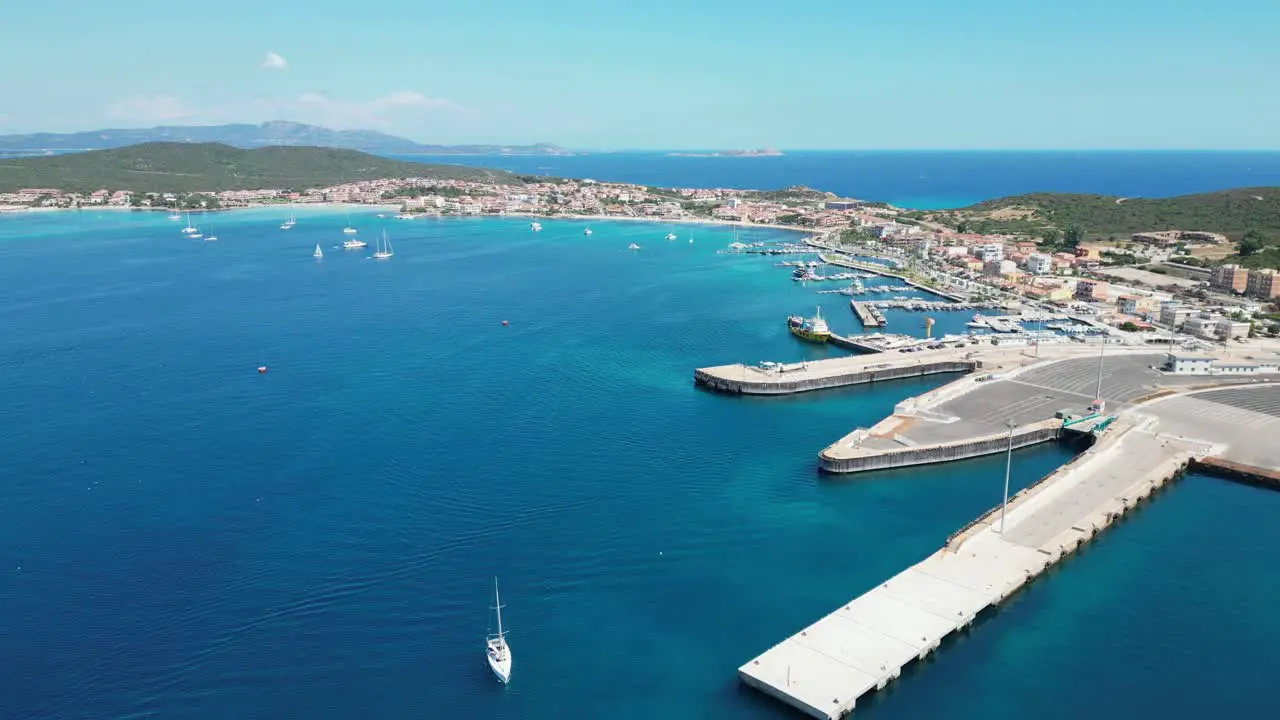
[1,0,1278,150]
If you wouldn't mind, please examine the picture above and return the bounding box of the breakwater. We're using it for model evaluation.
[739,423,1197,719]
[850,300,882,328]
[818,418,1065,474]
[694,358,977,396]
[1189,457,1280,491]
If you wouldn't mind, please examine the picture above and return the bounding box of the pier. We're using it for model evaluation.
[733,352,1280,719]
[850,301,882,328]
[693,354,979,395]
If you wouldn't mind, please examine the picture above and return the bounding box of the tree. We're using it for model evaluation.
[1239,229,1266,255]
[955,220,970,233]
[1040,228,1062,247]
[1064,225,1084,248]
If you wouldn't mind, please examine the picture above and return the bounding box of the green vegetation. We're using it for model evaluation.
[923,188,1280,243]
[0,142,521,193]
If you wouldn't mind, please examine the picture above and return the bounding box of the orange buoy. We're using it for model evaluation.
[257,366,268,374]
[501,320,509,326]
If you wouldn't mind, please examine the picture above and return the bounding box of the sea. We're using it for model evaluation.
[391,150,1280,209]
[1,166,1278,720]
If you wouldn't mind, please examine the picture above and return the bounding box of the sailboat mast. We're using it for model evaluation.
[494,577,504,639]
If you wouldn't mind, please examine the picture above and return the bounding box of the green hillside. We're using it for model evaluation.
[914,187,1280,242]
[0,142,520,193]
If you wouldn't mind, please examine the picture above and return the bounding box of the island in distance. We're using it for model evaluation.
[0,120,573,157]
[667,148,784,157]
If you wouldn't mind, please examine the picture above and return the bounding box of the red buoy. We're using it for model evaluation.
[501,320,509,326]
[257,366,268,374]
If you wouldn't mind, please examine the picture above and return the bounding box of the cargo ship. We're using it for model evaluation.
[787,307,832,343]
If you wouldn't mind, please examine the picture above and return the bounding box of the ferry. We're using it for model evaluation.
[787,307,832,343]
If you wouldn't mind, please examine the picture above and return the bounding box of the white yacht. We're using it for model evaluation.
[665,232,677,241]
[583,228,593,236]
[486,578,512,684]
[280,211,296,230]
[313,243,324,259]
[203,225,218,242]
[181,213,199,235]
[343,214,357,234]
[530,222,543,232]
[343,236,368,249]
[372,230,394,259]
[628,243,640,251]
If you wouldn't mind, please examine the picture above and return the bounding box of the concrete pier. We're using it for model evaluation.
[694,355,978,395]
[739,422,1197,719]
[850,301,881,328]
[818,418,1064,474]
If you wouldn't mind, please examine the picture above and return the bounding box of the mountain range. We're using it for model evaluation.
[0,121,570,156]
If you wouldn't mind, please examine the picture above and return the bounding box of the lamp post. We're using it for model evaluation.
[1095,333,1107,402]
[999,418,1016,534]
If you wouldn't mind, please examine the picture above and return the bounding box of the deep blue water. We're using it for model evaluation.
[1,209,1276,720]
[392,151,1280,209]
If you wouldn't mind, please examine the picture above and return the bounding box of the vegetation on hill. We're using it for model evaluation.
[917,187,1280,240]
[0,142,521,193]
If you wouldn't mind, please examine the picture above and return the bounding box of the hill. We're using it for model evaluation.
[0,142,521,193]
[0,121,570,156]
[916,187,1280,242]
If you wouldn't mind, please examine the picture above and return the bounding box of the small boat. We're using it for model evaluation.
[182,213,198,235]
[313,243,324,259]
[167,211,181,221]
[343,237,368,249]
[188,232,203,239]
[373,230,394,259]
[486,578,512,684]
[396,213,414,220]
[343,214,357,234]
[628,243,640,251]
[665,232,677,241]
[787,307,832,343]
[280,210,296,230]
[531,222,543,232]
[583,228,593,236]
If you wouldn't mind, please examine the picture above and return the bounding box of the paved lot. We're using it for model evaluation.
[1142,385,1280,470]
[1011,352,1166,403]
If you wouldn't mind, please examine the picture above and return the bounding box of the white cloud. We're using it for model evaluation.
[261,52,287,70]
[107,96,194,123]
[296,92,328,105]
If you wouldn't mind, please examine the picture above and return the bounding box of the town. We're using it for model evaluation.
[3,173,1277,342]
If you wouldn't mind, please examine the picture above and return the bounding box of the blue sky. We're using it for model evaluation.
[2,0,1278,149]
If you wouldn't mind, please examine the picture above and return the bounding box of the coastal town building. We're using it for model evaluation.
[974,243,1003,262]
[1025,253,1053,275]
[1074,279,1109,301]
[1246,268,1280,299]
[1210,264,1250,294]
[1159,302,1193,328]
[1216,317,1252,341]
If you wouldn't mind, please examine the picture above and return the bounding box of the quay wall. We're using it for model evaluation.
[694,360,976,396]
[1189,457,1280,491]
[819,419,1062,474]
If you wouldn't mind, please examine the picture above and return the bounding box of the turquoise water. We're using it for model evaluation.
[0,210,1273,719]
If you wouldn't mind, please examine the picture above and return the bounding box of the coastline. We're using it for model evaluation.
[0,202,831,239]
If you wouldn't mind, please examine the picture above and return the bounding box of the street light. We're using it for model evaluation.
[1095,333,1107,402]
[999,418,1016,534]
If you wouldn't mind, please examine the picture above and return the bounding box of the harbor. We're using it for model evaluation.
[725,344,1280,719]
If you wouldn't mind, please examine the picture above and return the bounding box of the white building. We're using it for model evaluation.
[1183,313,1222,340]
[1025,253,1052,275]
[974,243,1004,262]
[1215,317,1251,341]
[1163,354,1215,374]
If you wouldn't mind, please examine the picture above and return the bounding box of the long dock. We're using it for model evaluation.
[818,417,1065,473]
[849,301,881,328]
[739,421,1197,719]
[694,355,979,395]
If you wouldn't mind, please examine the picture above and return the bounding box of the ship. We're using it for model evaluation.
[787,307,831,343]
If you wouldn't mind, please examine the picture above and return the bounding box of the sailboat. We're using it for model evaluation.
[280,210,296,230]
[343,214,357,234]
[313,243,324,259]
[168,210,181,221]
[373,230,394,259]
[182,213,198,235]
[486,578,512,684]
[204,224,218,242]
